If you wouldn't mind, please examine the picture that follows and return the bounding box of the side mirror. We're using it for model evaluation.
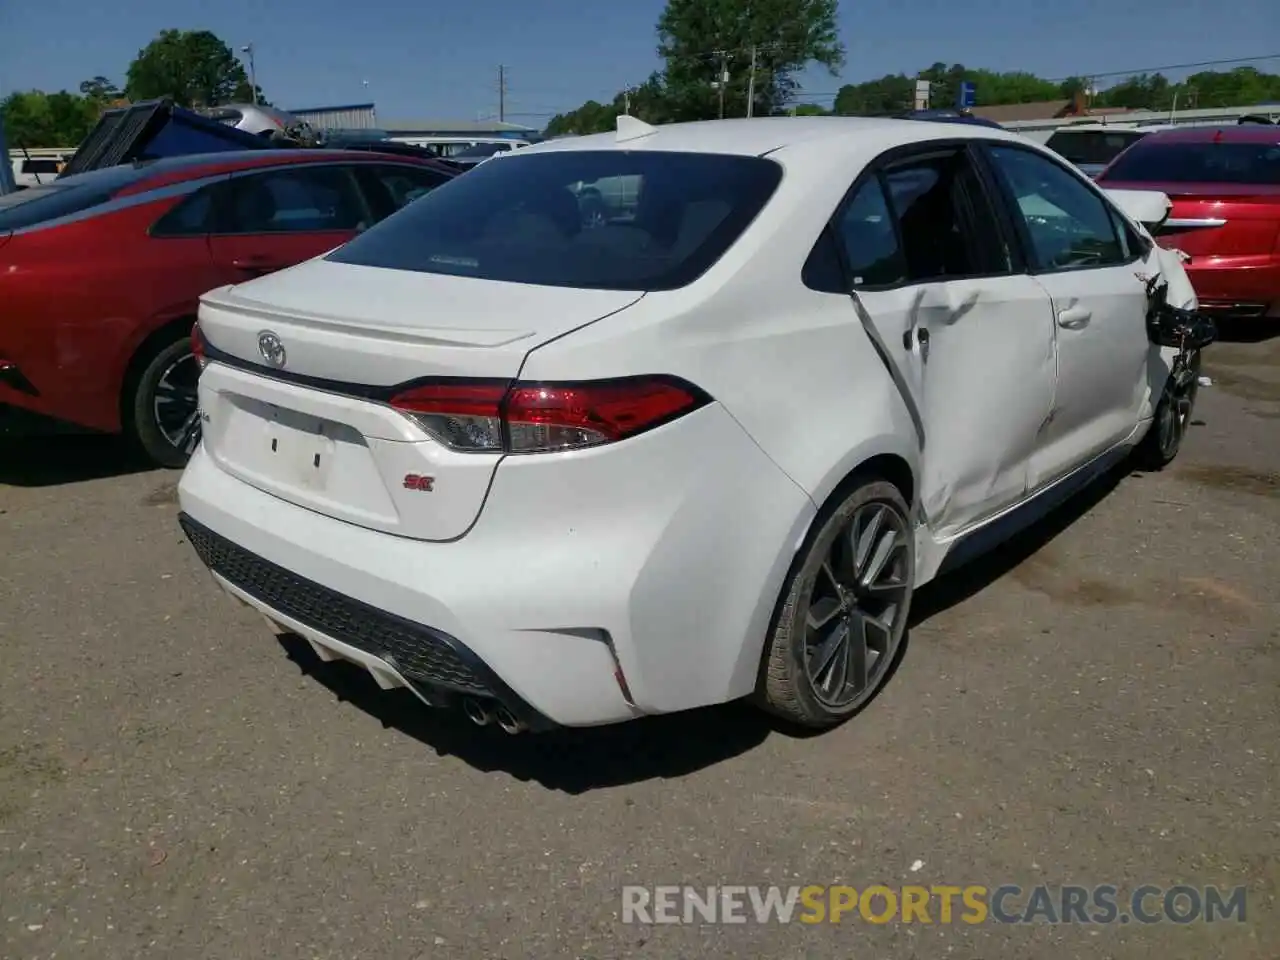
[1103,188,1172,231]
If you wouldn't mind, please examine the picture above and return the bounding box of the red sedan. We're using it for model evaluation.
[1097,125,1280,321]
[0,149,456,465]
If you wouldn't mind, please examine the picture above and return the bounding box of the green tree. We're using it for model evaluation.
[833,73,914,114]
[543,73,674,137]
[1095,72,1171,110]
[657,0,844,119]
[125,29,266,107]
[544,100,617,137]
[1,90,98,147]
[79,76,121,105]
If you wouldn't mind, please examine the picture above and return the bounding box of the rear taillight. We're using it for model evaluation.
[191,322,208,370]
[389,375,711,454]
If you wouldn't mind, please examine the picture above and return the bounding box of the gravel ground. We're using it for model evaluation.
[1,331,1277,960]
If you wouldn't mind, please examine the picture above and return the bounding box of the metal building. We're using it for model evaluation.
[380,118,540,138]
[287,102,378,131]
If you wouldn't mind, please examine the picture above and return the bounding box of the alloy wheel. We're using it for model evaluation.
[153,351,202,455]
[802,501,911,710]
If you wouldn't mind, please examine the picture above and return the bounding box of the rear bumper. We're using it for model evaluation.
[1184,257,1280,319]
[178,512,558,731]
[177,402,815,727]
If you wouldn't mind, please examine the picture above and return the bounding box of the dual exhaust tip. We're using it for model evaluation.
[462,696,526,734]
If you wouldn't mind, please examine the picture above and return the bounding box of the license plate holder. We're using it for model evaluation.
[262,405,337,490]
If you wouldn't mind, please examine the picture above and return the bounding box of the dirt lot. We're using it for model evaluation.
[1,332,1277,960]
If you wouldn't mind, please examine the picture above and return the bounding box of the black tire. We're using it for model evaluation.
[758,479,914,728]
[125,332,202,469]
[1133,351,1201,472]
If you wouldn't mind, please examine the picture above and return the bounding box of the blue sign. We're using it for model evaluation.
[958,81,976,110]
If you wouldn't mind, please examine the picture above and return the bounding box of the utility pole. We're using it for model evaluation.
[746,45,757,118]
[241,44,258,104]
[716,51,729,119]
[498,65,507,122]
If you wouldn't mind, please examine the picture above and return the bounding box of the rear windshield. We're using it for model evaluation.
[325,149,784,290]
[1101,139,1280,184]
[0,183,114,231]
[1046,130,1147,165]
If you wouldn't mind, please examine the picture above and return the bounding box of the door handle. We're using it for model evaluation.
[1057,306,1092,329]
[231,256,283,273]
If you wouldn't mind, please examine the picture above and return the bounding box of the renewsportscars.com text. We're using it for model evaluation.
[621,884,1248,925]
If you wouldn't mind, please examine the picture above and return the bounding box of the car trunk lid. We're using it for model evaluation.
[196,257,643,541]
[1107,180,1280,258]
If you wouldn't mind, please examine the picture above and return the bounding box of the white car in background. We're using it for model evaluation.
[178,115,1204,734]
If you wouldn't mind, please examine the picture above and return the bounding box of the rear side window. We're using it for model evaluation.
[327,150,784,291]
[0,184,114,231]
[880,150,1010,281]
[1101,139,1280,185]
[151,182,222,237]
[835,178,905,286]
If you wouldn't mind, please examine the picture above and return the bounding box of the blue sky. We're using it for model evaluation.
[3,0,1277,125]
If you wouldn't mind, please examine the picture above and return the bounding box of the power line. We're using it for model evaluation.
[1052,53,1280,82]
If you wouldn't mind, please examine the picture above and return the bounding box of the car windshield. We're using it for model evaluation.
[326,149,784,291]
[1046,130,1146,166]
[1101,138,1280,184]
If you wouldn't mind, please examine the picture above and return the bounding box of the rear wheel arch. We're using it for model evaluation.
[119,313,200,467]
[807,443,919,520]
[752,458,917,726]
[118,313,196,421]
[746,451,917,669]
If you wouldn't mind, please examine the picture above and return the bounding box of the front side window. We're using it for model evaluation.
[985,145,1126,271]
[222,166,366,234]
[326,150,784,291]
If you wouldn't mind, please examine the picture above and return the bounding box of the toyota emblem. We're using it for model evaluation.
[257,331,286,369]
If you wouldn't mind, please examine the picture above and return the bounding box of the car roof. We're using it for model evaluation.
[1134,125,1280,145]
[55,149,444,195]
[520,116,1029,159]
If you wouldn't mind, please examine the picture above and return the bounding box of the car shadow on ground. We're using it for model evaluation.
[909,464,1127,624]
[0,433,158,487]
[275,631,778,793]
[275,464,1133,792]
[1212,317,1280,345]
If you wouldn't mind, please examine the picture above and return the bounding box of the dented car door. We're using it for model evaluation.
[841,145,1058,539]
[980,143,1158,490]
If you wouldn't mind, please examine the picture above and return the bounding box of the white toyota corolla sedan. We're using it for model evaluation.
[178,115,1205,734]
